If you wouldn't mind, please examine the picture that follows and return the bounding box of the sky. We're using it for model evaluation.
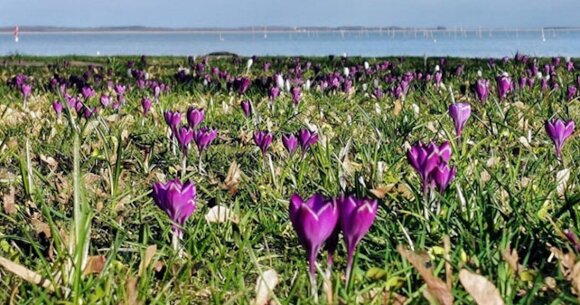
[1,0,579,29]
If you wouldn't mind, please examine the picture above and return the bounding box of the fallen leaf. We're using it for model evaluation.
[570,262,580,298]
[83,255,106,275]
[503,245,519,274]
[393,100,402,116]
[138,245,157,277]
[125,276,139,305]
[0,256,56,291]
[222,161,243,196]
[370,184,395,199]
[252,269,279,305]
[2,186,16,215]
[205,205,240,224]
[459,269,504,305]
[39,154,58,171]
[397,245,453,305]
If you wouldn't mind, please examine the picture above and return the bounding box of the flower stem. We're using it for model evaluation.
[309,250,319,304]
[181,152,187,180]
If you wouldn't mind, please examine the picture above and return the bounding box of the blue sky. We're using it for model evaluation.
[1,0,579,28]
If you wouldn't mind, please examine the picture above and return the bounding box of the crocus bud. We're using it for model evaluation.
[268,87,280,101]
[52,100,63,116]
[21,84,32,100]
[289,194,338,282]
[282,134,298,155]
[152,179,196,239]
[337,195,377,278]
[291,87,302,105]
[253,130,273,156]
[448,103,471,138]
[298,129,318,154]
[545,119,575,158]
[567,85,577,100]
[141,97,152,115]
[193,127,218,153]
[164,111,181,130]
[174,126,194,153]
[241,100,252,118]
[431,164,456,193]
[82,86,95,99]
[186,107,205,128]
[100,95,110,107]
[496,73,513,100]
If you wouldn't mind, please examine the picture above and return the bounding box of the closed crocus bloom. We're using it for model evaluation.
[448,103,472,138]
[152,179,196,240]
[21,84,32,99]
[141,97,152,115]
[431,164,457,194]
[291,87,302,105]
[337,195,378,281]
[298,129,318,154]
[268,87,280,101]
[193,127,218,152]
[239,77,251,94]
[82,86,95,99]
[496,73,512,100]
[567,60,575,72]
[567,85,577,100]
[186,107,205,128]
[545,119,575,158]
[407,141,451,192]
[240,100,252,118]
[52,100,63,116]
[289,193,338,300]
[253,130,273,155]
[282,134,298,155]
[100,95,111,107]
[164,111,181,130]
[174,126,194,153]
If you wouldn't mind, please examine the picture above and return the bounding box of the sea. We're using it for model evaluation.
[1,29,580,58]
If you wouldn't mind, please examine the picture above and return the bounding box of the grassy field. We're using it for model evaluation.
[0,54,578,304]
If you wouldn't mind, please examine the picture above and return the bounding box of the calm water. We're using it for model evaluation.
[1,30,580,57]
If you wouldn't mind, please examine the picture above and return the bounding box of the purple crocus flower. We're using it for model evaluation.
[82,86,95,99]
[83,106,96,119]
[566,60,575,72]
[448,103,472,138]
[253,130,273,156]
[174,126,194,153]
[298,129,318,154]
[431,164,457,194]
[241,100,252,118]
[567,85,577,100]
[239,77,251,94]
[407,141,451,193]
[282,134,298,156]
[141,97,152,115]
[545,119,575,158]
[268,87,280,102]
[100,95,111,107]
[186,107,205,128]
[21,84,32,100]
[152,179,196,239]
[496,73,513,100]
[289,193,338,299]
[337,195,378,281]
[52,100,63,116]
[193,127,218,152]
[164,111,181,130]
[291,87,302,105]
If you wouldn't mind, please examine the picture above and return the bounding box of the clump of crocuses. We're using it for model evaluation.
[152,179,197,252]
[253,130,273,156]
[545,119,575,159]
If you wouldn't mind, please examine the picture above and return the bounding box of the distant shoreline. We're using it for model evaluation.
[1,26,580,34]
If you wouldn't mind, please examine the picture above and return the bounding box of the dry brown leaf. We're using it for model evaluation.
[222,161,243,196]
[39,154,58,171]
[31,216,51,238]
[252,269,279,305]
[138,245,157,277]
[503,245,519,274]
[83,255,106,275]
[0,256,56,291]
[459,269,505,305]
[397,245,453,305]
[125,276,139,305]
[550,247,576,277]
[2,186,17,215]
[393,100,402,116]
[370,184,395,199]
[571,262,580,298]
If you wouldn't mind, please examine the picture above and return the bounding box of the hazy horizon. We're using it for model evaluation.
[1,0,579,29]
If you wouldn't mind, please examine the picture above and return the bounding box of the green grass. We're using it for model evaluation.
[0,55,578,304]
